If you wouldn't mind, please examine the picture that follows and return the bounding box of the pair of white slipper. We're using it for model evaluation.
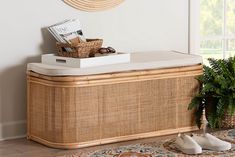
[175,133,231,155]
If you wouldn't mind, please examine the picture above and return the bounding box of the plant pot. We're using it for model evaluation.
[221,113,235,128]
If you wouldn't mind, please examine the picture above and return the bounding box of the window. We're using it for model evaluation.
[200,0,235,64]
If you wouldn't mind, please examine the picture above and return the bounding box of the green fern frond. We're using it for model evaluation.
[188,95,203,110]
[208,58,222,74]
[188,56,235,129]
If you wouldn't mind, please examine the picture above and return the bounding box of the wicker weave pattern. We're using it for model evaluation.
[221,114,235,128]
[27,65,202,149]
[64,0,124,12]
[56,39,103,58]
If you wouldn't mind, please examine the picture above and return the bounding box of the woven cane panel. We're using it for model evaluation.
[177,99,195,127]
[176,76,200,128]
[74,86,100,142]
[176,76,200,98]
[101,83,140,138]
[139,78,182,133]
[28,66,201,147]
[138,81,157,133]
[29,76,198,143]
[30,83,58,142]
[29,83,101,143]
[30,83,45,138]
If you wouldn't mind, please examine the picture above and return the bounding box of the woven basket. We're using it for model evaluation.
[56,39,103,58]
[221,113,235,128]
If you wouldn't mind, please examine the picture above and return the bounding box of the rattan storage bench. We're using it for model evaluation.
[27,51,203,149]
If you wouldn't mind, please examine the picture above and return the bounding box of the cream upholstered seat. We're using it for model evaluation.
[27,51,202,76]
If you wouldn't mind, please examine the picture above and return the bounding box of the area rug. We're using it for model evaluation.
[59,129,235,157]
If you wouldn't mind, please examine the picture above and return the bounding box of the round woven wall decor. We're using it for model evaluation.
[64,0,124,12]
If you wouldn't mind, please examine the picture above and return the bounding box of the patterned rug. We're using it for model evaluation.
[59,129,235,157]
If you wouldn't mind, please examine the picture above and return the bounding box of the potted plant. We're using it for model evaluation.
[188,56,235,128]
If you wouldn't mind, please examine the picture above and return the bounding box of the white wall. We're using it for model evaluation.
[0,0,189,140]
[189,0,200,55]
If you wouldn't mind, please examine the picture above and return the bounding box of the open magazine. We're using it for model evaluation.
[48,19,86,44]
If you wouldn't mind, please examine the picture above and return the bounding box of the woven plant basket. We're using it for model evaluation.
[56,39,103,58]
[221,113,235,128]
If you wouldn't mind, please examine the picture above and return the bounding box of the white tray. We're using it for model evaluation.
[41,53,130,68]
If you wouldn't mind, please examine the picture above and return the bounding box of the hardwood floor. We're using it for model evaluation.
[0,133,178,157]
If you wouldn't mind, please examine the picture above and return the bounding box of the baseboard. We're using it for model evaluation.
[0,135,26,141]
[0,120,26,141]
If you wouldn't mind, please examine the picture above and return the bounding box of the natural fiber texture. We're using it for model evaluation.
[27,65,202,149]
[64,0,124,12]
[221,113,235,128]
[56,39,103,58]
[58,129,235,157]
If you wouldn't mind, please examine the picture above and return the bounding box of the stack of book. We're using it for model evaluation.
[48,19,86,44]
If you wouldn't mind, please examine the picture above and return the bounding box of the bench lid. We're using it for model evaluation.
[27,51,202,76]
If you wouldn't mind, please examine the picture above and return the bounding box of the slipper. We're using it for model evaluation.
[175,134,202,154]
[191,133,231,151]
